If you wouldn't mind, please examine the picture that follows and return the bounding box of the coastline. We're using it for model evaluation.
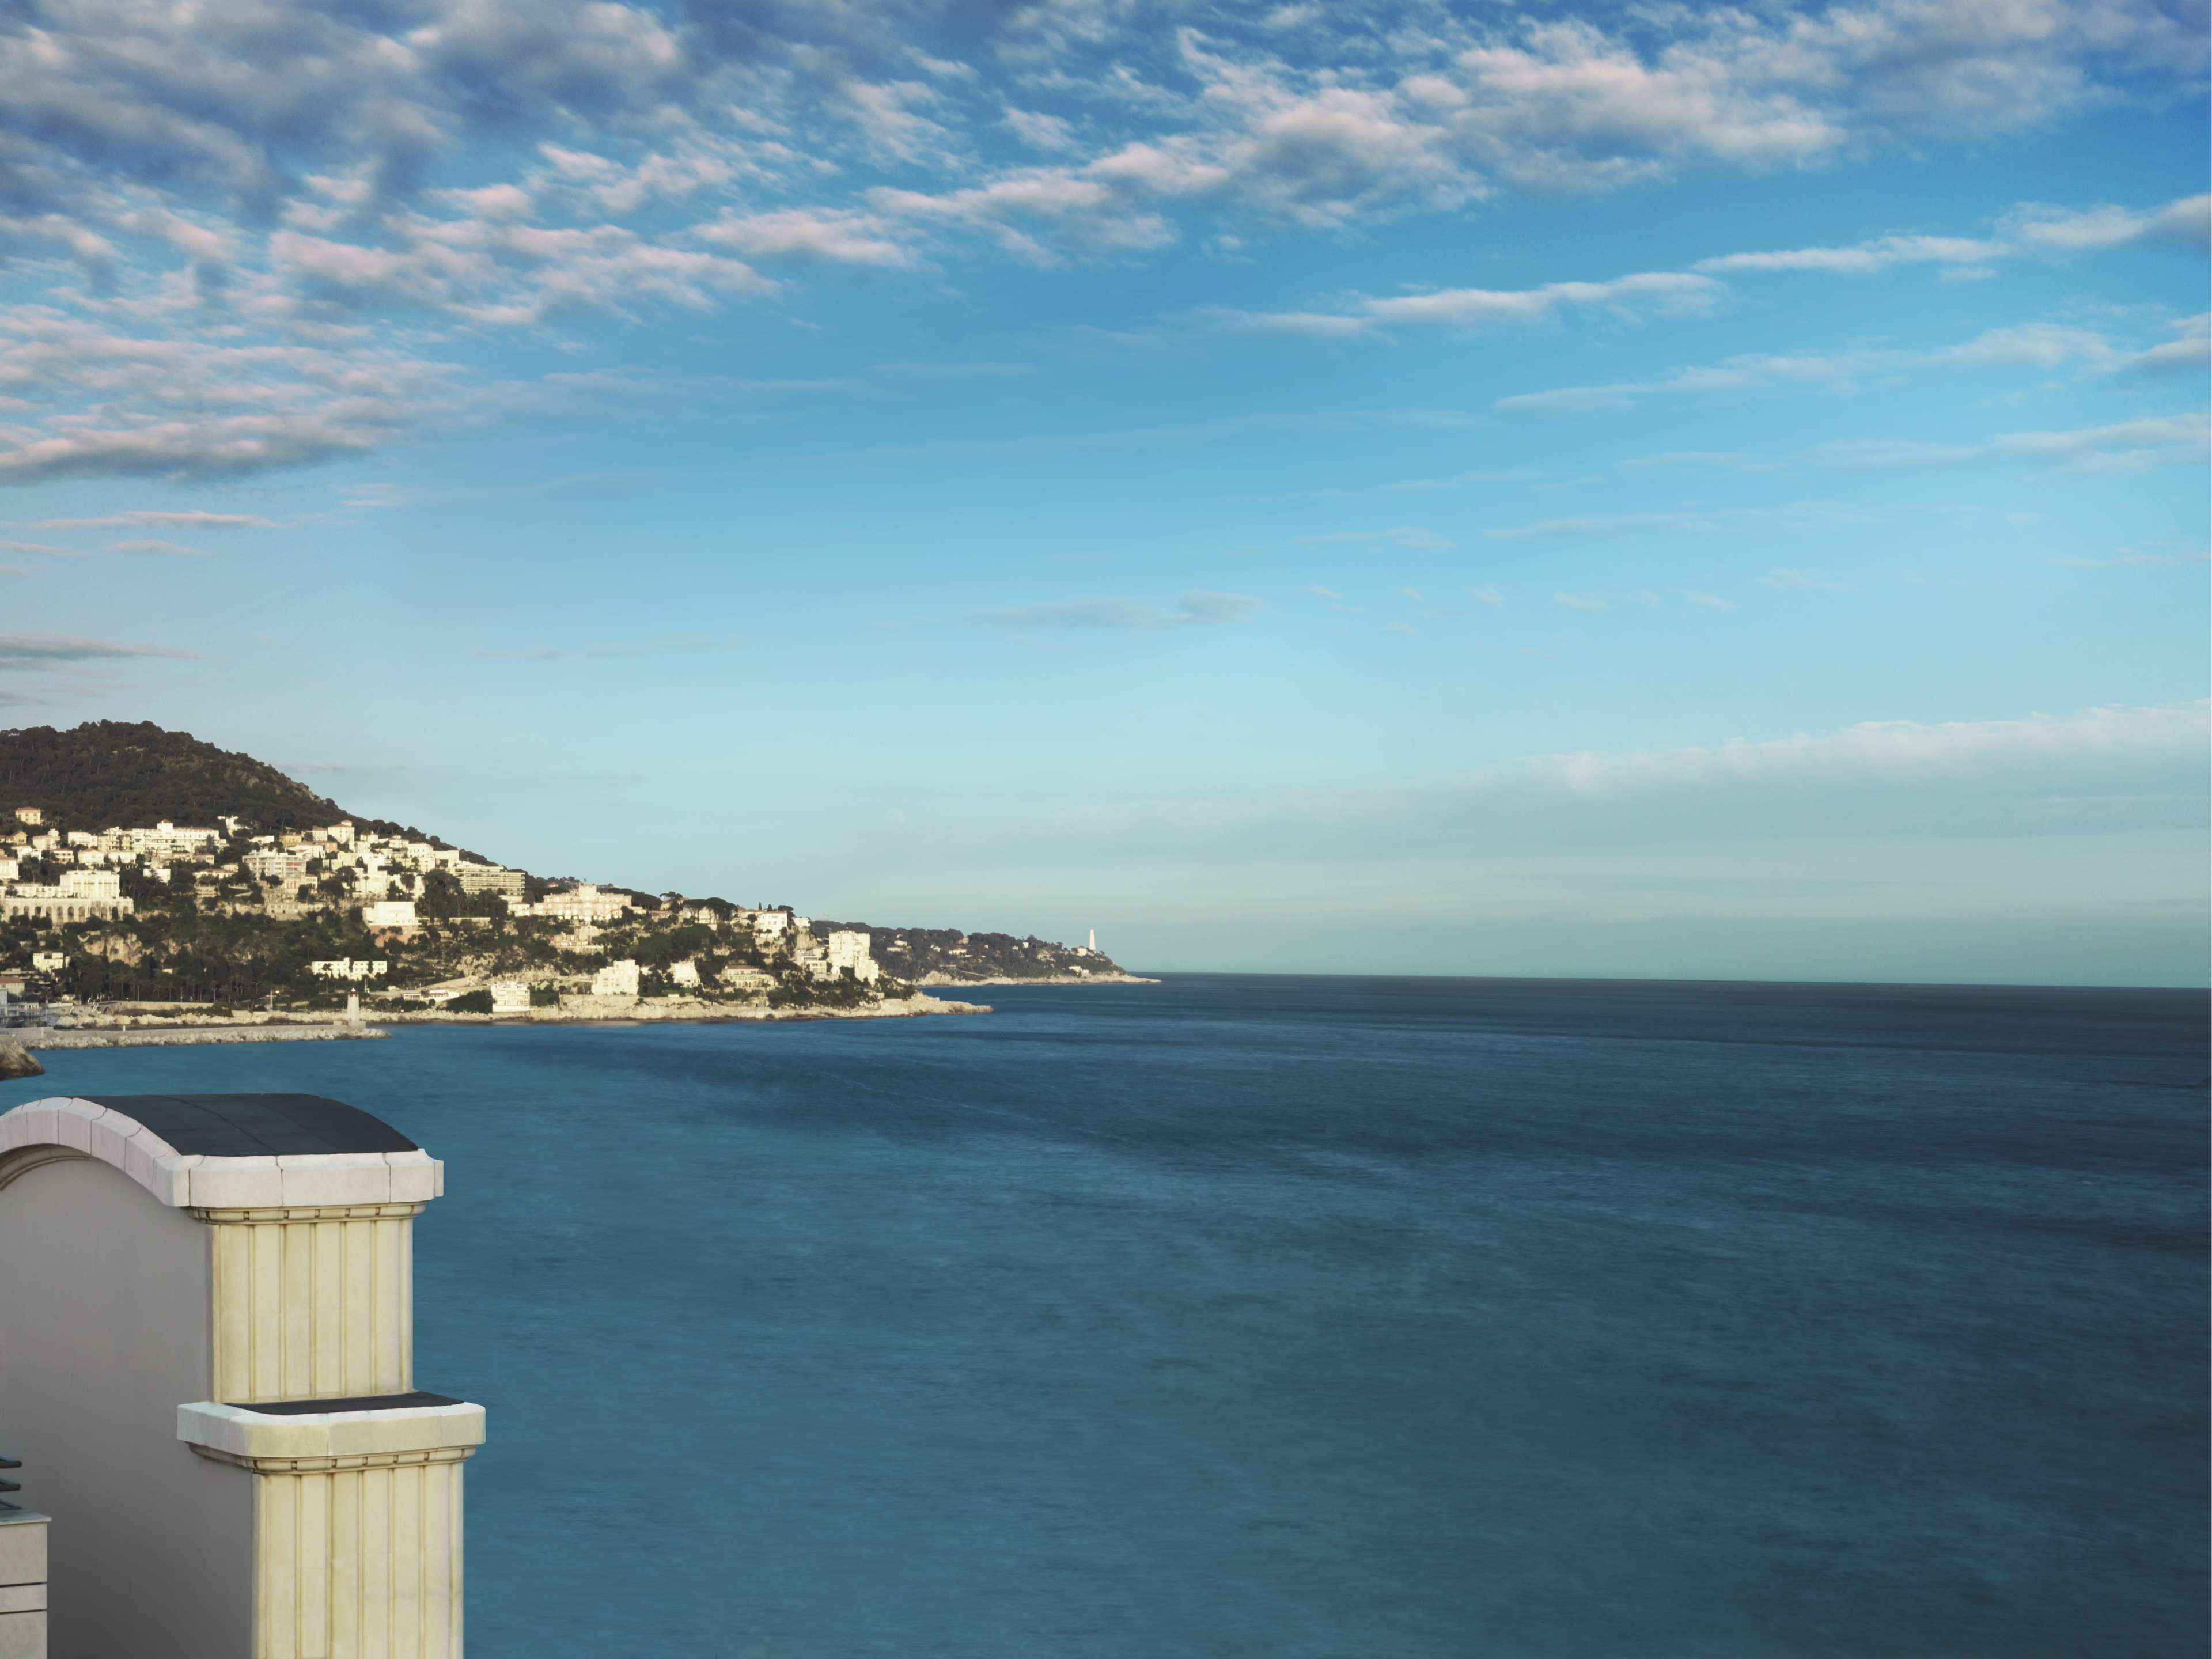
[7,991,994,1049]
[373,992,992,1026]
[915,971,1159,988]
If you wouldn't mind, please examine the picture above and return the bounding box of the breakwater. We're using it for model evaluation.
[16,1024,388,1050]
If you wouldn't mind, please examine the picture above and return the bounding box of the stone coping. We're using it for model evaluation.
[0,1098,441,1210]
[0,1512,46,1528]
[179,1399,485,1461]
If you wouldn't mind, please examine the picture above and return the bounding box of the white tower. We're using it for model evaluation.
[1088,929,1096,952]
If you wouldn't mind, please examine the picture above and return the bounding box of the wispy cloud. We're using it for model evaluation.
[1694,191,2208,276]
[2048,548,2210,569]
[36,510,279,530]
[1488,511,1711,541]
[0,632,197,666]
[966,590,1264,630]
[1036,701,2212,858]
[1808,412,2208,474]
[1296,525,1452,550]
[1497,320,2134,418]
[471,634,724,661]
[1217,271,1725,339]
[107,538,210,556]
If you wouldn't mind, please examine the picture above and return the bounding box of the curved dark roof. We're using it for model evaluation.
[84,1094,418,1157]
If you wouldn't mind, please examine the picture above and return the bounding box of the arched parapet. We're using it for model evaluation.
[0,1096,446,1406]
[0,1093,480,1657]
[0,1094,441,1211]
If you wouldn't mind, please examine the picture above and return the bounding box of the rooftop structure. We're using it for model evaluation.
[0,1093,482,1658]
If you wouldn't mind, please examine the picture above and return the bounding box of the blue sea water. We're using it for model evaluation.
[4,974,2206,1657]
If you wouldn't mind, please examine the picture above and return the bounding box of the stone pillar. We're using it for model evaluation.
[0,1094,485,1659]
[0,1507,46,1659]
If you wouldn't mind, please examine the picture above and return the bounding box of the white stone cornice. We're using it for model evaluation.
[178,1400,485,1463]
[0,1099,441,1210]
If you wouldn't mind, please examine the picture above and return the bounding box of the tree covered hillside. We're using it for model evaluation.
[1,721,352,831]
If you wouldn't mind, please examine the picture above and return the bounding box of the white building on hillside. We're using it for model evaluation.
[1,890,134,923]
[363,899,418,929]
[489,979,531,1014]
[823,930,880,984]
[591,959,640,998]
[456,865,525,898]
[309,959,387,981]
[57,869,120,901]
[514,883,632,923]
[244,849,312,882]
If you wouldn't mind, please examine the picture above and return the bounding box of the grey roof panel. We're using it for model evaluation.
[84,1094,418,1157]
[224,1391,461,1416]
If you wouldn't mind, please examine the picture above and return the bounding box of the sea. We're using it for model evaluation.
[4,974,2206,1657]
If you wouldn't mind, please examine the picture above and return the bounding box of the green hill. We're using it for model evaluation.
[0,721,349,832]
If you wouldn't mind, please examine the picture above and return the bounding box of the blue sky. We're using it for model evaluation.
[2,0,2206,983]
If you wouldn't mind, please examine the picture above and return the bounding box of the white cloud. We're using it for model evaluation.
[0,0,2201,490]
[694,209,913,268]
[2006,194,2212,254]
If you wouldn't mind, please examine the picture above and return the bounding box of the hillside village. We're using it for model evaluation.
[0,724,1128,1022]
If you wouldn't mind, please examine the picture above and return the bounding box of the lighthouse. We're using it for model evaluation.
[1088,929,1097,952]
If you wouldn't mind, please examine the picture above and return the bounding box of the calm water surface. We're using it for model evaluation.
[5,975,2206,1657]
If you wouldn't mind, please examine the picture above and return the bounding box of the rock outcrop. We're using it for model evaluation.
[0,1039,43,1079]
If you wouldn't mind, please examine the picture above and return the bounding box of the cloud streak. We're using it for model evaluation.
[967,590,1264,630]
[0,631,197,667]
[1037,701,2212,858]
